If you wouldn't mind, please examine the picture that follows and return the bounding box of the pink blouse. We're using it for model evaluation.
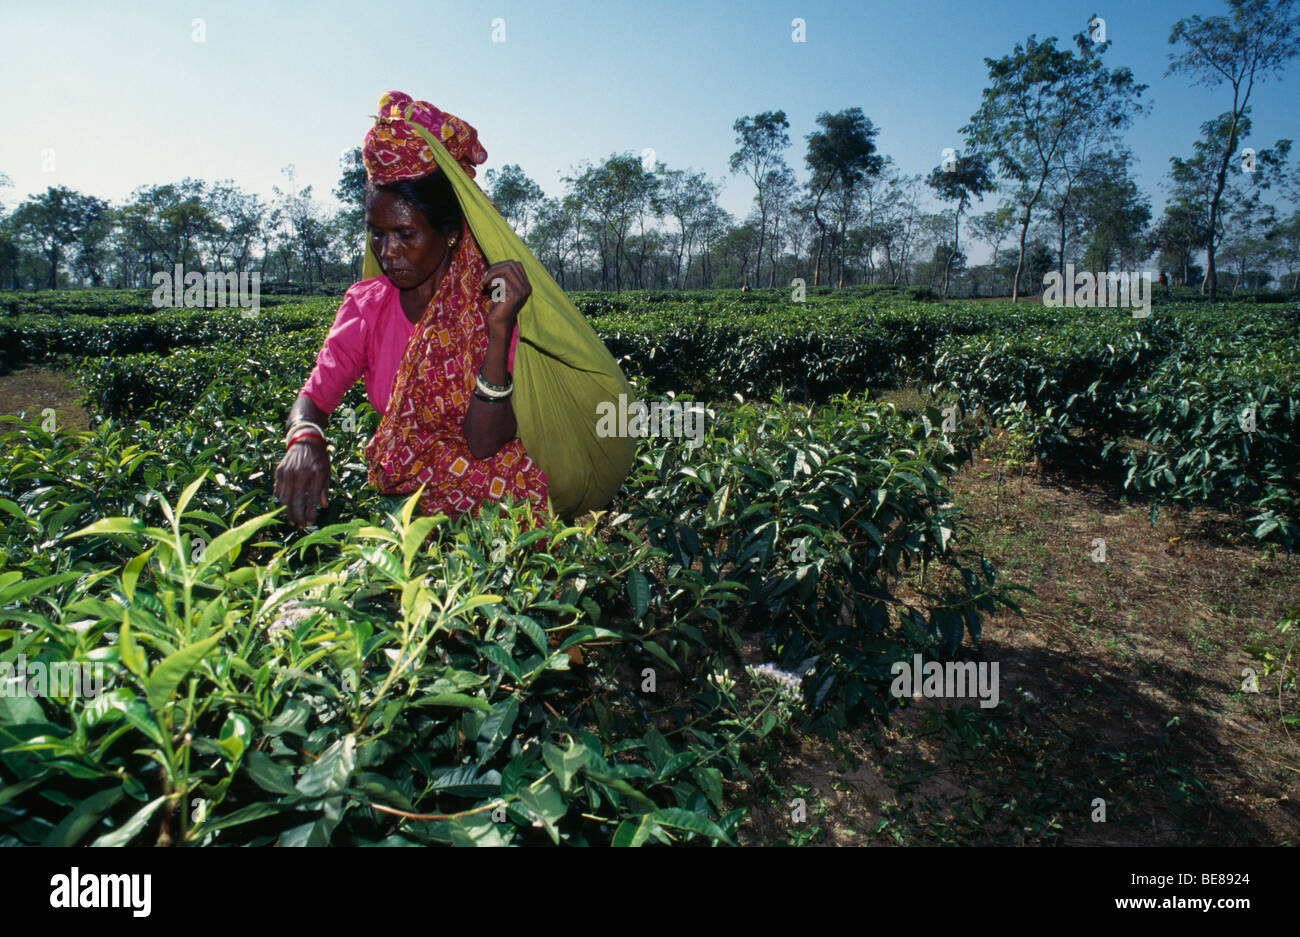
[300,275,520,417]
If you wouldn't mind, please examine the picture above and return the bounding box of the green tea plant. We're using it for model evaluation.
[0,476,776,845]
[610,390,1024,735]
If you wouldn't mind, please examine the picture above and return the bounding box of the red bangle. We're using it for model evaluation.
[286,430,325,450]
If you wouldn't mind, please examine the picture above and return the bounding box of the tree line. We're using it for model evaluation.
[2,1,1297,299]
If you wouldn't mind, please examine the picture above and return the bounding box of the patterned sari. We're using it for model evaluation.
[363,219,550,526]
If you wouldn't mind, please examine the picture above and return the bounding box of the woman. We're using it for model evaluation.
[275,92,549,528]
[275,91,637,530]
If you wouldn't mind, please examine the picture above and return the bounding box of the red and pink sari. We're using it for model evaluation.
[363,218,550,527]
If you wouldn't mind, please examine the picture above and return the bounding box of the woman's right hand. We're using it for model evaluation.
[274,439,331,528]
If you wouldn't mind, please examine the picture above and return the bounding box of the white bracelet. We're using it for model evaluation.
[286,419,326,445]
[475,374,513,398]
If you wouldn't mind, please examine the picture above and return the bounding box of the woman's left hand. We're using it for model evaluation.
[481,260,531,334]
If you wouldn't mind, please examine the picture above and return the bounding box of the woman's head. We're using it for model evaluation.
[359,91,486,291]
[365,170,463,290]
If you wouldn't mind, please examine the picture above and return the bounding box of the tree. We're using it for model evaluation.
[715,222,760,288]
[528,196,583,289]
[1219,192,1280,290]
[10,186,109,289]
[1169,112,1291,292]
[0,172,17,289]
[1168,0,1300,298]
[968,205,1018,295]
[1150,201,1205,286]
[334,147,367,209]
[926,152,994,297]
[203,181,265,275]
[484,164,546,238]
[763,165,799,286]
[964,21,1147,300]
[1075,150,1152,272]
[334,148,367,280]
[272,166,331,291]
[803,108,884,286]
[1023,240,1056,295]
[729,111,791,288]
[564,153,657,291]
[120,179,212,275]
[878,172,925,285]
[655,168,719,289]
[694,203,733,287]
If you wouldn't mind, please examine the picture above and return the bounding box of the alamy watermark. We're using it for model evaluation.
[151,265,261,317]
[595,393,705,448]
[890,653,1000,709]
[50,868,150,917]
[1043,263,1152,318]
[0,654,111,699]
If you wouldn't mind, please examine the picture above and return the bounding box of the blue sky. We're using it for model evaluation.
[1,0,1297,226]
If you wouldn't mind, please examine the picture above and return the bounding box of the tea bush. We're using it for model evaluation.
[2,363,1011,843]
[4,287,1295,845]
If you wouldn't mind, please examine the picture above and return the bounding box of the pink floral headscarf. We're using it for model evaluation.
[361,90,488,182]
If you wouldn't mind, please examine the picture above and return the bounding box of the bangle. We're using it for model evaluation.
[285,419,325,446]
[472,390,511,404]
[476,370,513,397]
[286,430,326,450]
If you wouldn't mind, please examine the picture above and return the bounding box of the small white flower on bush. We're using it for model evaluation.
[745,662,805,705]
[707,667,736,694]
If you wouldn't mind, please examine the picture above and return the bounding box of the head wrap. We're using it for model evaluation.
[362,90,488,183]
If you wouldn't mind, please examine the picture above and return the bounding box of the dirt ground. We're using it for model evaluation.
[0,365,91,436]
[734,426,1299,846]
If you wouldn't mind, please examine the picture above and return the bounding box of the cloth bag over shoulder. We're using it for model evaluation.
[362,109,638,521]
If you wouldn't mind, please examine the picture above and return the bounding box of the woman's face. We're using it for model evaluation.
[365,188,453,291]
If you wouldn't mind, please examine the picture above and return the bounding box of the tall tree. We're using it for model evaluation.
[1169,112,1291,292]
[1075,151,1152,272]
[1168,0,1300,298]
[968,204,1018,296]
[879,172,925,285]
[1150,201,1205,286]
[656,167,719,289]
[484,164,546,237]
[926,152,994,297]
[729,111,791,288]
[334,147,367,208]
[334,147,367,280]
[564,153,656,291]
[272,166,330,291]
[0,172,16,289]
[120,179,211,274]
[803,108,884,286]
[528,196,583,289]
[10,186,109,288]
[763,165,799,286]
[963,22,1146,300]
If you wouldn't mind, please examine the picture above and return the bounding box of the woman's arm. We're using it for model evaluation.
[274,394,331,527]
[462,322,517,459]
[465,259,531,460]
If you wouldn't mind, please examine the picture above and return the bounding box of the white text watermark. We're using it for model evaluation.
[0,654,111,699]
[151,265,261,316]
[595,394,705,448]
[890,653,1000,709]
[1043,264,1151,318]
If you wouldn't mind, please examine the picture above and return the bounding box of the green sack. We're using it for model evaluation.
[361,112,637,521]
